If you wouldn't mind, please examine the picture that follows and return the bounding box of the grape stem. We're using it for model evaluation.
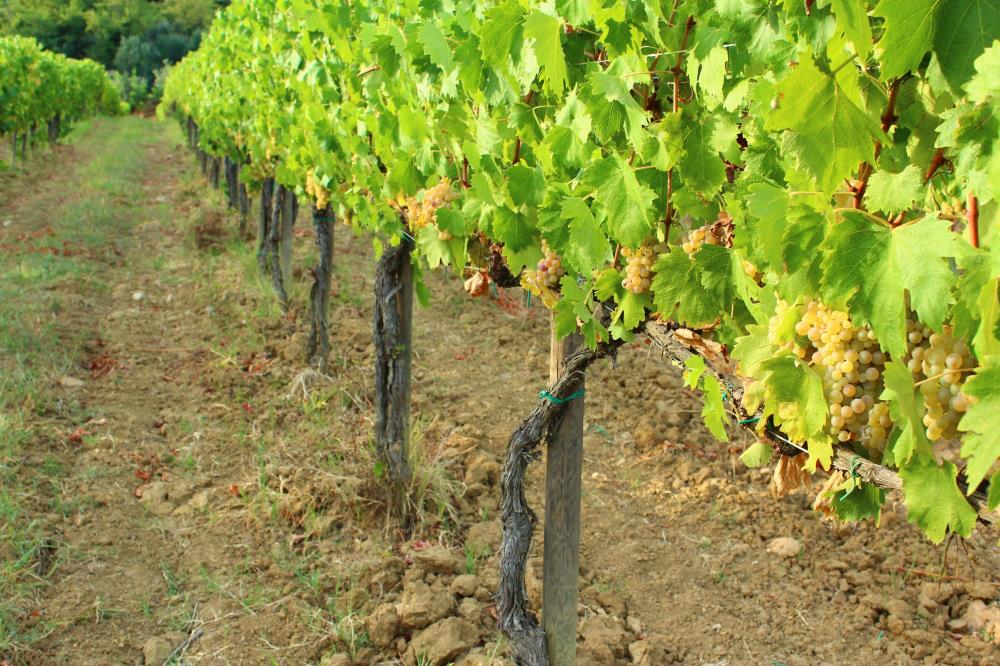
[912,367,976,388]
[967,192,979,248]
[924,147,949,183]
[853,78,901,209]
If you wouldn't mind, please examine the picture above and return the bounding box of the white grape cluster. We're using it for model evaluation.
[903,320,972,442]
[772,300,892,454]
[621,240,666,294]
[681,213,732,257]
[400,179,458,238]
[521,240,565,307]
[305,169,330,210]
[682,213,761,282]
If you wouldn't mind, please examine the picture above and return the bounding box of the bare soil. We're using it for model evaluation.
[1,117,998,666]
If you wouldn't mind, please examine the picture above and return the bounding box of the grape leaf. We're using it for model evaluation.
[767,56,881,193]
[972,278,1000,359]
[958,358,1000,494]
[651,245,732,328]
[881,359,932,466]
[873,0,938,80]
[586,153,657,247]
[524,10,568,95]
[731,323,773,378]
[560,196,611,274]
[493,206,535,251]
[989,471,1000,510]
[740,441,773,468]
[701,374,728,441]
[743,182,788,271]
[865,165,925,214]
[757,354,831,469]
[822,212,962,357]
[479,2,525,69]
[681,115,727,195]
[830,480,884,524]
[683,356,706,389]
[831,0,873,61]
[899,454,977,543]
[507,164,545,207]
[418,22,452,71]
[933,0,1000,92]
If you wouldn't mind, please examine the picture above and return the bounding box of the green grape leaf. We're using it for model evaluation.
[989,471,1000,510]
[639,112,685,172]
[958,358,1000,494]
[933,0,1000,92]
[556,0,590,25]
[479,2,525,69]
[561,196,611,274]
[873,0,938,80]
[830,480,884,524]
[972,278,1000,359]
[865,165,925,214]
[731,323,773,378]
[740,441,773,468]
[767,57,881,193]
[881,359,931,466]
[586,153,657,247]
[508,164,546,207]
[523,10,568,95]
[758,354,831,469]
[831,0,873,61]
[743,183,788,272]
[822,212,962,357]
[683,355,706,389]
[594,267,624,302]
[418,22,452,71]
[680,116,727,195]
[701,374,728,441]
[651,245,730,328]
[899,454,977,543]
[493,206,535,252]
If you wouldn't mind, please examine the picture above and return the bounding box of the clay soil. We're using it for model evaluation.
[1,117,998,666]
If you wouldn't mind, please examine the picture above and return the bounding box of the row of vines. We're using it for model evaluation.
[162,0,999,660]
[0,36,122,165]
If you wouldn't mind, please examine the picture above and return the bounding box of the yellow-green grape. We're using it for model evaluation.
[902,320,973,441]
[622,240,666,294]
[404,178,457,230]
[521,240,565,307]
[770,298,892,455]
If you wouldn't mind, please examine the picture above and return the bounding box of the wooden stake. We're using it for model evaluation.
[543,316,584,666]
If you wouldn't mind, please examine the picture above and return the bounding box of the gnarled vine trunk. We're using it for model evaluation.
[238,172,251,239]
[257,177,275,276]
[307,205,334,373]
[373,241,414,524]
[268,183,290,310]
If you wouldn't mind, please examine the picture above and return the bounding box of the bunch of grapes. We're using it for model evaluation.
[521,240,565,307]
[770,299,892,454]
[902,320,972,442]
[682,212,761,282]
[305,169,330,211]
[681,213,733,257]
[401,179,458,233]
[621,240,666,294]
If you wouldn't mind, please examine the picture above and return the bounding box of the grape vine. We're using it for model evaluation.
[162,0,1000,551]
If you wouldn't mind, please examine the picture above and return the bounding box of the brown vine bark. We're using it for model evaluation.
[257,177,275,276]
[307,205,334,373]
[373,240,414,525]
[497,334,625,666]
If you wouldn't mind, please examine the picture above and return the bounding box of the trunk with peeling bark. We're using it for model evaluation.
[268,184,290,310]
[497,336,623,666]
[238,171,251,239]
[307,205,334,373]
[279,189,298,288]
[210,157,221,190]
[373,241,414,523]
[257,177,275,276]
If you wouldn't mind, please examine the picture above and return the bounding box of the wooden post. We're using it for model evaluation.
[543,317,584,666]
[307,205,334,373]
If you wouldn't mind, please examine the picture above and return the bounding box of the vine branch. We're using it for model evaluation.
[853,78,901,209]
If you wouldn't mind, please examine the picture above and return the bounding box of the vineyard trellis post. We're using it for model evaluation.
[543,321,585,666]
[373,239,414,525]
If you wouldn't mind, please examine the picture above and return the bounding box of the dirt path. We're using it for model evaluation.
[1,117,997,666]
